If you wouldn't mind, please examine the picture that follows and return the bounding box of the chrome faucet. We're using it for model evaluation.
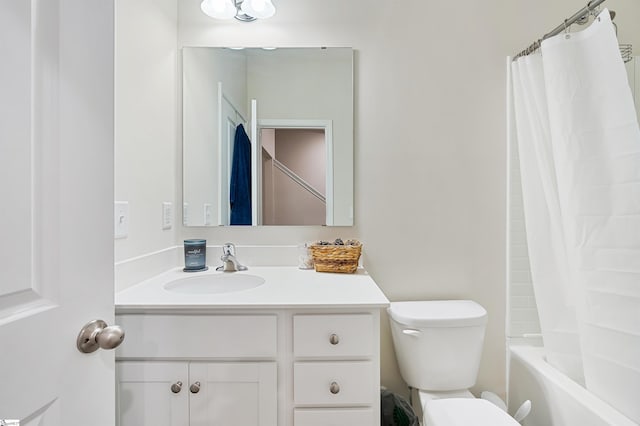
[216,243,247,272]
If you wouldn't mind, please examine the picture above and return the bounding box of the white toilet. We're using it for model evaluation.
[388,300,519,426]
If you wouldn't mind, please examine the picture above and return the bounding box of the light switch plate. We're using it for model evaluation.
[114,201,129,239]
[162,202,173,230]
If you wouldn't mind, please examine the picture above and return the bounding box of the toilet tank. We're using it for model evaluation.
[388,300,487,391]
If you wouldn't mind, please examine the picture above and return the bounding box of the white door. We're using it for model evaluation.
[250,100,261,226]
[0,0,116,425]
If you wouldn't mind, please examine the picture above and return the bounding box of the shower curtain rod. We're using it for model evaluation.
[513,0,606,60]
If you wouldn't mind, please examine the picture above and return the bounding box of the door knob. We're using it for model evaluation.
[329,334,340,345]
[190,381,201,394]
[171,381,183,393]
[76,319,125,353]
[329,381,340,394]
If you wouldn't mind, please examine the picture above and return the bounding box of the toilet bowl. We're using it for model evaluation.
[388,300,518,426]
[424,398,520,426]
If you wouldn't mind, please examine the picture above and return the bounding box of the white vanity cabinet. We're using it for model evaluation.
[115,314,278,426]
[115,309,381,426]
[114,266,389,426]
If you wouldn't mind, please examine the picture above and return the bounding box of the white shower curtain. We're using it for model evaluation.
[511,9,640,423]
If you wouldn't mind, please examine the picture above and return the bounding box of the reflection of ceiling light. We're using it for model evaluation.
[200,0,236,19]
[200,0,275,22]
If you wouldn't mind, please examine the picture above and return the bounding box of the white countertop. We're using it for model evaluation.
[115,266,390,312]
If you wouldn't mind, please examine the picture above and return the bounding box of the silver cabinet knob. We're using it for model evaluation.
[329,381,340,394]
[171,381,183,393]
[329,333,340,345]
[190,381,201,394]
[76,319,125,353]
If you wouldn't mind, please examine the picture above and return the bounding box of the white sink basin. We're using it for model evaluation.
[163,273,265,294]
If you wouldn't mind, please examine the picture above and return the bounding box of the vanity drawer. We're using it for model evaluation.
[294,408,375,425]
[294,361,374,406]
[116,314,277,358]
[293,314,373,357]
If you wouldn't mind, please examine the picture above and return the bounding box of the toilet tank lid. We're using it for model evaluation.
[388,300,487,327]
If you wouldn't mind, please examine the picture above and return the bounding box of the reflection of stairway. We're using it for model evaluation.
[273,159,326,204]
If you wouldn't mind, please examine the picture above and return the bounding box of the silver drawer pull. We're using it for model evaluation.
[170,381,183,393]
[329,333,340,345]
[190,381,201,394]
[329,381,340,394]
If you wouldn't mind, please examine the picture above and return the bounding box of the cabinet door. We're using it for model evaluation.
[189,362,277,426]
[117,361,189,426]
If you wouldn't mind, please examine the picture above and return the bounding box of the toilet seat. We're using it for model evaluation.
[423,398,520,426]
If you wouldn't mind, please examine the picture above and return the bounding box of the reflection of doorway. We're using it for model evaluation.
[261,127,328,225]
[219,83,247,226]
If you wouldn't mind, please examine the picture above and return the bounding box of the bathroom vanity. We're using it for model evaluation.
[115,267,389,426]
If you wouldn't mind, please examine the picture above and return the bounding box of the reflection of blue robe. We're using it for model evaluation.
[230,124,252,225]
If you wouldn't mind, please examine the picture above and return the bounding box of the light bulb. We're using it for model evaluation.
[201,0,236,19]
[240,0,275,19]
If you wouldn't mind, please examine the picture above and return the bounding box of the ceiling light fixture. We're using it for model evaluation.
[201,0,276,22]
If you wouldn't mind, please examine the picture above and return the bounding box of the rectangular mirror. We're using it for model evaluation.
[182,47,353,226]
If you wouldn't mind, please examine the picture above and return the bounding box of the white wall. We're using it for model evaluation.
[114,0,178,261]
[117,0,640,400]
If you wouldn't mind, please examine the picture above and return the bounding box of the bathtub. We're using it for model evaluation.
[508,345,637,426]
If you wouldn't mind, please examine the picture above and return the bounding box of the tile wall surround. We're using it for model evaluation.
[507,129,541,340]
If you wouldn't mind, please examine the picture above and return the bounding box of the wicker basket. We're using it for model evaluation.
[309,241,362,273]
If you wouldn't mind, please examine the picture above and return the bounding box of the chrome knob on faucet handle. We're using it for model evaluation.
[222,242,235,256]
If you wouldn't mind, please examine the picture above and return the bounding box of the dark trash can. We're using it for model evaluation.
[380,388,419,426]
